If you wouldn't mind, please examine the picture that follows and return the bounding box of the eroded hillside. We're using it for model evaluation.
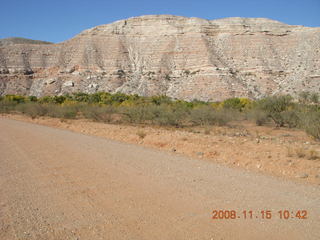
[0,15,319,101]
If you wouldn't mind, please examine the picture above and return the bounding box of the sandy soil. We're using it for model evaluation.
[1,117,320,240]
[2,114,320,185]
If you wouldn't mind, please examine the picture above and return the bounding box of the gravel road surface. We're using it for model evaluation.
[0,118,319,240]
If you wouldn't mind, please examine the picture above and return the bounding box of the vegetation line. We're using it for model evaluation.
[0,91,319,140]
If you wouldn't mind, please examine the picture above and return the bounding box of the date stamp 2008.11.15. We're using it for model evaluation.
[212,210,308,220]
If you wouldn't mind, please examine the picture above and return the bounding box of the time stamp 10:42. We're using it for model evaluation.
[212,210,308,220]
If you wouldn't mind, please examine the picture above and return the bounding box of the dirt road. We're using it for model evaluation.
[1,118,319,240]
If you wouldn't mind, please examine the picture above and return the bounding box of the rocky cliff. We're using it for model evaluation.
[0,15,319,101]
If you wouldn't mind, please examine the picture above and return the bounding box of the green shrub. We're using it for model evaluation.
[0,100,17,113]
[151,95,172,105]
[110,92,129,104]
[174,100,195,109]
[189,106,215,125]
[39,95,66,104]
[87,93,102,103]
[151,105,187,127]
[71,93,90,102]
[38,96,55,104]
[27,96,38,102]
[213,110,236,126]
[53,96,67,104]
[247,109,269,126]
[60,106,78,119]
[15,103,48,118]
[281,110,300,128]
[310,93,319,104]
[222,98,243,111]
[4,95,26,103]
[121,105,156,124]
[82,105,115,122]
[299,91,310,104]
[302,111,320,140]
[189,106,232,126]
[257,95,294,127]
[46,105,78,119]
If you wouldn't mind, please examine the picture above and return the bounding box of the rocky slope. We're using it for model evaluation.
[0,15,319,101]
[0,37,53,46]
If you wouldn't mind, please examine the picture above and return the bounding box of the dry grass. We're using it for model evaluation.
[295,147,307,158]
[287,146,320,160]
[204,127,211,135]
[136,130,147,139]
[286,146,295,157]
[307,149,320,160]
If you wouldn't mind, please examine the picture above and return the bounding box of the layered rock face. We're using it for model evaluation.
[0,15,319,101]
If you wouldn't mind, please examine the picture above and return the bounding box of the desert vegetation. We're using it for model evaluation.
[0,92,319,140]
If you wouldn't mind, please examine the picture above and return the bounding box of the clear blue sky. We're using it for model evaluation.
[1,0,319,43]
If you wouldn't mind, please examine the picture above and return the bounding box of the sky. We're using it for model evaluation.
[1,0,319,43]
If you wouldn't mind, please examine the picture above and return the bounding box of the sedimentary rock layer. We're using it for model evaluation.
[0,15,319,101]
